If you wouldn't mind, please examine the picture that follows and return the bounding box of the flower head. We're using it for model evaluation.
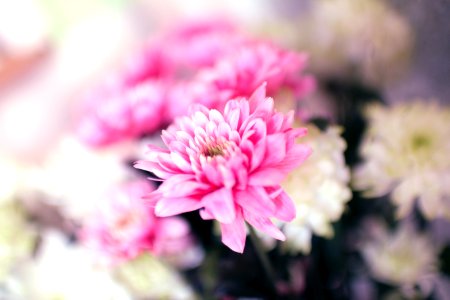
[81,180,195,263]
[197,41,315,109]
[281,124,351,253]
[353,101,450,220]
[362,222,437,288]
[135,85,311,252]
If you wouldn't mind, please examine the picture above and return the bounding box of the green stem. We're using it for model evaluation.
[248,226,278,294]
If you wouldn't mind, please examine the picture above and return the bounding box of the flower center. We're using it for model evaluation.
[203,143,225,157]
[411,133,431,151]
[114,212,139,231]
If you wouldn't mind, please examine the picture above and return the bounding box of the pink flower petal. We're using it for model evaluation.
[243,211,285,241]
[203,163,223,186]
[248,168,287,186]
[160,175,208,197]
[155,196,202,217]
[264,133,287,166]
[272,190,296,221]
[250,139,266,171]
[141,190,162,206]
[134,160,173,179]
[248,83,267,107]
[291,127,308,138]
[218,164,236,189]
[171,152,192,173]
[220,210,247,253]
[226,107,241,130]
[275,144,312,173]
[199,208,215,220]
[202,188,236,223]
[235,187,275,217]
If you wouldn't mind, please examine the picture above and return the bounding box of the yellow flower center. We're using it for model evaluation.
[411,133,431,151]
[204,144,225,157]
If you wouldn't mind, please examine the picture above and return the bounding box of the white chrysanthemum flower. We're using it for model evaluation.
[282,124,351,253]
[266,0,413,87]
[354,102,450,220]
[20,231,131,300]
[362,222,437,290]
[115,254,197,300]
[25,136,132,219]
[0,201,36,282]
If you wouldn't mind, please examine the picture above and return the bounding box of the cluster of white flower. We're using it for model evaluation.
[362,222,437,295]
[354,102,450,220]
[281,124,351,253]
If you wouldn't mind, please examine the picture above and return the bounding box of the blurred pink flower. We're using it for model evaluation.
[76,20,315,148]
[164,42,315,121]
[121,19,244,83]
[135,85,312,253]
[196,41,316,109]
[164,19,245,70]
[76,20,245,147]
[81,180,194,263]
[77,80,167,146]
[122,44,175,87]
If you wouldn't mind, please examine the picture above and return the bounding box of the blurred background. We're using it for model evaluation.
[0,0,449,162]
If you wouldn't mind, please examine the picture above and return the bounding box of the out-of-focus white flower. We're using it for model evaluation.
[0,201,36,282]
[115,253,197,300]
[265,0,413,87]
[0,0,48,54]
[25,136,132,219]
[282,124,351,253]
[354,102,450,220]
[20,231,131,300]
[362,222,437,293]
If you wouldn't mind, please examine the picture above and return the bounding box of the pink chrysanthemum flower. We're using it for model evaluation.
[197,41,316,109]
[77,80,167,146]
[81,180,194,263]
[135,85,312,253]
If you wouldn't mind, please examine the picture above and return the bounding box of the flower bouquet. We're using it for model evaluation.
[1,1,449,299]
